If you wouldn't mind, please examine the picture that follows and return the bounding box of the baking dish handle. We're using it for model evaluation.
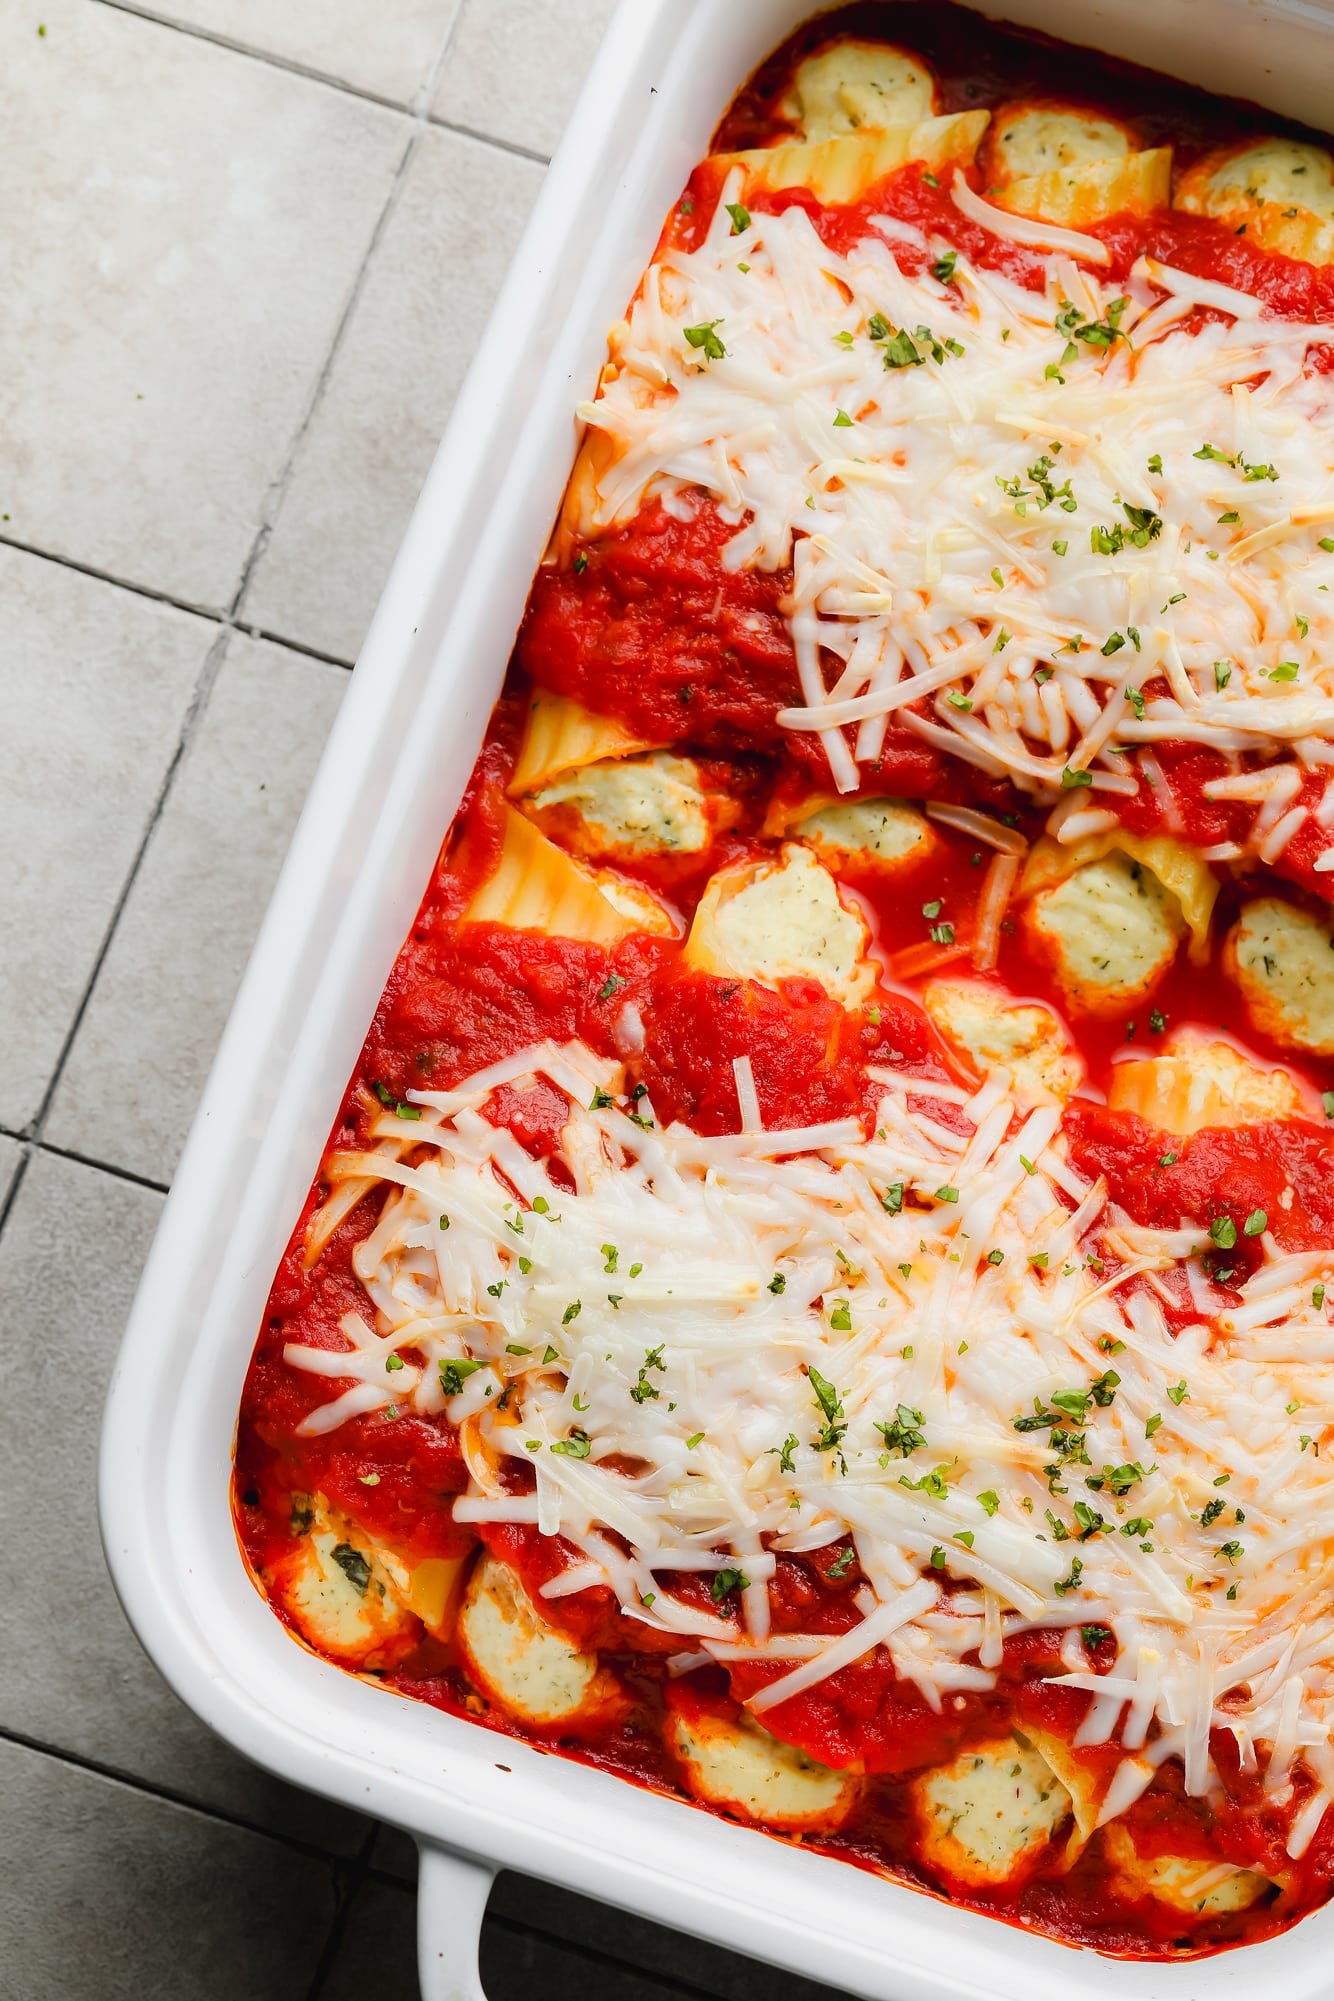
[416,1842,496,2000]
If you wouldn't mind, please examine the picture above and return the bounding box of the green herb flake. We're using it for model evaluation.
[439,1357,484,1395]
[683,320,726,361]
[551,1432,592,1459]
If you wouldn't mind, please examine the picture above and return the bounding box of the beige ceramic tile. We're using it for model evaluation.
[0,0,406,611]
[145,0,461,104]
[431,0,618,158]
[0,1150,370,1853]
[0,1740,338,2000]
[0,1137,23,1209]
[241,126,542,663]
[0,547,209,1132]
[47,634,347,1184]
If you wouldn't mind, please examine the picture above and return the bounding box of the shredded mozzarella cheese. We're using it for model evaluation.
[570,175,1334,822]
[288,1038,1334,1824]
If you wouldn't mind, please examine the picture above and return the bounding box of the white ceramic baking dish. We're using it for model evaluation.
[99,2,1334,1994]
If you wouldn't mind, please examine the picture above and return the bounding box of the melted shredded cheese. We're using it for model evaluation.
[288,1039,1334,1823]
[571,173,1334,820]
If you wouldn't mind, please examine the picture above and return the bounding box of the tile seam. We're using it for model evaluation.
[0,1723,365,1866]
[84,1,548,159]
[0,1128,169,1194]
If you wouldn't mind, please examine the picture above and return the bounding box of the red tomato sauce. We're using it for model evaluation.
[234,0,1334,1963]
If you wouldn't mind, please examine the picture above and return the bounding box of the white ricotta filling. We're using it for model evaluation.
[1228,897,1334,1056]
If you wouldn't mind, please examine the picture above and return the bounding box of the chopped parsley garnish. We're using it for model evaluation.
[630,1345,666,1404]
[931,248,957,284]
[724,201,751,234]
[551,1432,591,1459]
[997,455,1075,516]
[1054,1556,1085,1597]
[900,1464,950,1499]
[877,1403,926,1458]
[439,1358,484,1395]
[683,320,726,361]
[808,1367,847,1455]
[1090,504,1163,556]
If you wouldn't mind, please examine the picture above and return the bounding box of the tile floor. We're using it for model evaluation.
[0,3,851,1996]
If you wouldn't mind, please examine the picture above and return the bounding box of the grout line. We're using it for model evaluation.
[351,1867,744,2001]
[90,0,428,118]
[0,532,356,669]
[0,1147,34,1246]
[424,111,549,166]
[494,1909,745,2001]
[225,112,420,624]
[0,1126,169,1195]
[18,626,231,1155]
[0,14,433,1172]
[354,1857,769,2001]
[305,1821,381,2001]
[222,0,481,629]
[244,623,355,672]
[0,1724,368,1869]
[0,528,227,621]
[86,0,551,165]
[413,0,466,117]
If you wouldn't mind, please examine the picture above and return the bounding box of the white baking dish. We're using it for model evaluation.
[99,3,1334,1994]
